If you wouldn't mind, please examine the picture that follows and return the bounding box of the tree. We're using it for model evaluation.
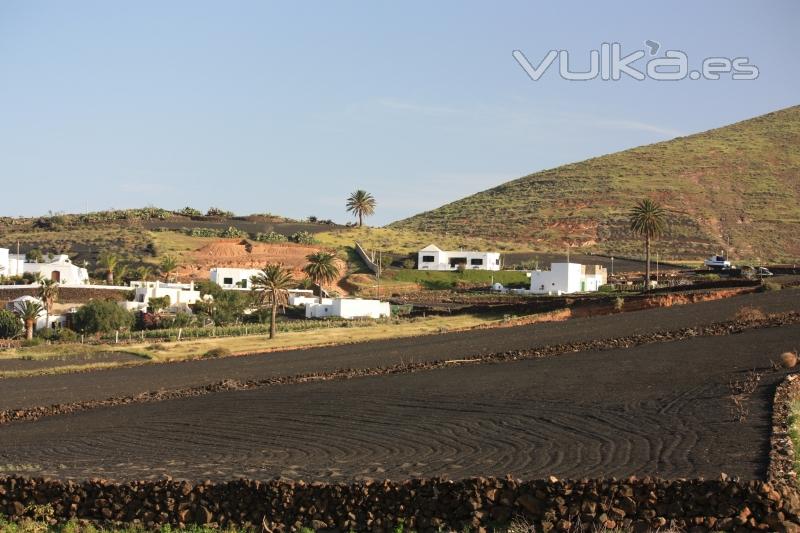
[147,295,171,314]
[37,278,60,329]
[346,190,376,227]
[15,300,43,340]
[136,265,154,281]
[25,249,43,263]
[302,252,341,296]
[159,255,179,282]
[114,263,130,285]
[98,252,119,284]
[250,264,295,339]
[629,198,667,291]
[73,300,134,334]
[0,309,22,339]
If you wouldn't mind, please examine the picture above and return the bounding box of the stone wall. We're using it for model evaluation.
[0,286,129,306]
[1,475,799,532]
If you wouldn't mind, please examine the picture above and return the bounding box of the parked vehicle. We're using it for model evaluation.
[703,255,731,270]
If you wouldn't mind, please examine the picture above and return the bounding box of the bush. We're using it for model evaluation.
[598,284,616,293]
[73,300,135,334]
[734,306,766,322]
[204,347,231,358]
[56,328,79,342]
[178,207,203,217]
[290,231,315,244]
[206,207,234,218]
[762,280,782,291]
[613,297,625,311]
[0,309,22,339]
[221,226,248,238]
[254,231,288,243]
[402,258,416,269]
[21,338,43,347]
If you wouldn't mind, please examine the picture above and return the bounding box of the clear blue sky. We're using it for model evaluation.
[1,1,797,225]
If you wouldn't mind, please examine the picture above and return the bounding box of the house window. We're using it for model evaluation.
[422,255,435,263]
[449,257,467,268]
[470,258,483,266]
[223,277,233,285]
[495,259,500,265]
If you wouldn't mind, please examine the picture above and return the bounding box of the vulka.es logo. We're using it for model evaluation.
[513,41,759,81]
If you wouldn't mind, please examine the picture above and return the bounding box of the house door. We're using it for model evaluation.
[51,271,61,282]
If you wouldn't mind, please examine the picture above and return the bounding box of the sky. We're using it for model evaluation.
[1,1,798,225]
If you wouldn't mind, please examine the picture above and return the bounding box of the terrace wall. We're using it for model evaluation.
[1,475,799,532]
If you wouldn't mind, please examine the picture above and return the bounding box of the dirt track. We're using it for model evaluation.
[0,289,797,411]
[0,324,797,482]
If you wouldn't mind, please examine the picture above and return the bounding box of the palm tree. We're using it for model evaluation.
[302,252,341,296]
[15,300,43,340]
[250,264,295,339]
[98,252,119,284]
[159,255,179,282]
[629,198,667,291]
[346,189,376,227]
[136,265,154,281]
[37,278,60,329]
[114,263,130,285]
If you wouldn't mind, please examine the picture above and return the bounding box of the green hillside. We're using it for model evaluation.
[390,106,800,261]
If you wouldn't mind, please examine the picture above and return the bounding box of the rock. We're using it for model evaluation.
[780,352,798,368]
[516,493,542,515]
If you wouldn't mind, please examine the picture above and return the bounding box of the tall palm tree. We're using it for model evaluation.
[98,252,119,284]
[15,300,43,340]
[114,263,130,285]
[346,190,376,227]
[37,278,60,329]
[250,264,294,339]
[302,252,341,296]
[159,255,179,282]
[629,198,667,291]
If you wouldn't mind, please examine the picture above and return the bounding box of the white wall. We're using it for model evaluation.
[210,268,263,289]
[305,298,390,319]
[529,263,607,294]
[123,281,201,312]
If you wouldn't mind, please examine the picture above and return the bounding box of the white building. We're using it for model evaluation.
[287,290,319,307]
[305,298,391,319]
[6,295,68,331]
[0,249,88,284]
[121,281,203,313]
[417,244,501,271]
[210,267,263,289]
[529,263,608,295]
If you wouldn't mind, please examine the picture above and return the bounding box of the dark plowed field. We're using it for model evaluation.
[0,289,797,411]
[1,325,797,481]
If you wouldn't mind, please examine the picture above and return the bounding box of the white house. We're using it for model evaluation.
[6,295,68,331]
[417,244,501,271]
[287,290,319,307]
[0,249,89,284]
[529,263,608,295]
[121,281,203,313]
[305,298,391,319]
[210,267,264,289]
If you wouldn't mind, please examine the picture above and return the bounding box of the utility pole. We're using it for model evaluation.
[611,257,614,276]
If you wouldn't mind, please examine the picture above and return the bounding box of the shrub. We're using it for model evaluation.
[696,273,720,281]
[613,296,625,311]
[254,231,288,243]
[56,328,79,342]
[206,207,234,218]
[402,258,416,269]
[148,295,171,313]
[178,207,203,217]
[0,309,22,339]
[204,347,231,358]
[221,226,248,238]
[289,231,315,244]
[21,338,43,347]
[73,300,135,334]
[598,284,616,293]
[762,280,782,291]
[734,306,766,322]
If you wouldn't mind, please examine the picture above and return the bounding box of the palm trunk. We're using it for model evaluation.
[358,213,363,227]
[270,300,277,339]
[645,235,651,292]
[25,320,34,340]
[107,271,114,284]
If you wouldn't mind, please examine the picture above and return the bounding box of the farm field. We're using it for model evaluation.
[0,289,797,483]
[0,319,797,482]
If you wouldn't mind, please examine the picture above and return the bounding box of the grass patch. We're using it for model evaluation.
[790,400,800,477]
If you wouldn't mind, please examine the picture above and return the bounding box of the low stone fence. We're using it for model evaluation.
[1,475,799,532]
[0,285,129,306]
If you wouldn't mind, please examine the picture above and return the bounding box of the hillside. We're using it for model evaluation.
[390,106,800,261]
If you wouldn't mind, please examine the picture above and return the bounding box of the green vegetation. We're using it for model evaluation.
[302,252,341,293]
[386,268,528,289]
[0,309,22,339]
[250,264,295,339]
[0,517,251,533]
[629,198,667,290]
[73,300,135,334]
[790,400,800,477]
[390,105,800,261]
[345,189,377,226]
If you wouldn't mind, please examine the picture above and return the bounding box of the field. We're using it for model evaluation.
[390,105,800,261]
[0,289,798,481]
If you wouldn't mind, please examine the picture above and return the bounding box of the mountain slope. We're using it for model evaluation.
[390,106,800,260]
